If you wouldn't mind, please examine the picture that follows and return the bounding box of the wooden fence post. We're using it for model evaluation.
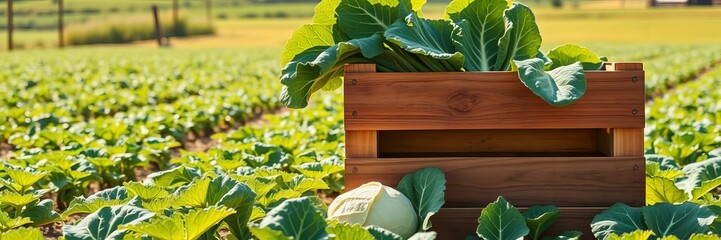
[206,0,212,26]
[152,5,163,47]
[7,0,12,51]
[172,0,179,34]
[58,0,64,48]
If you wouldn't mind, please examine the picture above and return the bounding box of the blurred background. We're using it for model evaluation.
[0,0,719,51]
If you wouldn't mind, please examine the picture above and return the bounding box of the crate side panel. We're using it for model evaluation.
[344,71,645,130]
[345,157,645,207]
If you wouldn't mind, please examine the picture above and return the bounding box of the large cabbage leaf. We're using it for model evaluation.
[336,0,400,39]
[514,58,586,107]
[1,227,44,240]
[522,205,560,240]
[446,0,507,71]
[62,205,154,240]
[211,176,257,240]
[547,44,605,70]
[63,186,131,217]
[0,212,32,232]
[250,197,329,240]
[646,176,687,205]
[280,24,384,108]
[591,203,646,240]
[385,13,464,72]
[123,206,235,240]
[20,199,61,226]
[592,202,717,240]
[396,167,446,232]
[643,202,716,240]
[495,3,542,71]
[677,157,721,200]
[475,196,529,240]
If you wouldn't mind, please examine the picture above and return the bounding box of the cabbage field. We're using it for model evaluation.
[0,42,720,239]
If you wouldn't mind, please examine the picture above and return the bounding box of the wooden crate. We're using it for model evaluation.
[343,63,645,239]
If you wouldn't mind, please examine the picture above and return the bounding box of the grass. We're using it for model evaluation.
[0,30,57,49]
[65,16,214,45]
[534,7,721,45]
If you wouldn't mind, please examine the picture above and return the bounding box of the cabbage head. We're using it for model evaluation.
[327,182,418,238]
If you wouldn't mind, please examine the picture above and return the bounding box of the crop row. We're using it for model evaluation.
[584,44,698,62]
[645,64,721,166]
[640,65,721,238]
[0,50,282,151]
[643,45,721,97]
[0,76,345,238]
[576,44,721,97]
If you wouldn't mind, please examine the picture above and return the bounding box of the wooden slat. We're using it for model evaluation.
[597,128,644,157]
[344,66,645,130]
[345,157,644,207]
[379,129,600,156]
[433,207,604,239]
[345,131,377,158]
[344,63,376,73]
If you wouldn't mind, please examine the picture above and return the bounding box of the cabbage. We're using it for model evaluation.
[327,182,418,238]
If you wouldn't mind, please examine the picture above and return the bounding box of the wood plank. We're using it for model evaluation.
[379,129,600,156]
[345,157,645,207]
[345,131,377,158]
[344,67,645,130]
[344,63,376,73]
[433,207,604,239]
[597,128,644,157]
[608,62,644,71]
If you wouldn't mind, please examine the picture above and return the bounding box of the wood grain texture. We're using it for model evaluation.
[433,207,605,239]
[613,128,645,157]
[345,157,645,207]
[597,128,614,157]
[378,129,600,156]
[607,62,644,71]
[344,63,376,73]
[344,65,645,130]
[343,65,378,159]
[597,128,644,157]
[345,131,377,158]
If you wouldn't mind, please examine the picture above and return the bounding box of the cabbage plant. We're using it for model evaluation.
[279,0,607,108]
[591,202,716,240]
[328,182,419,238]
[326,167,446,238]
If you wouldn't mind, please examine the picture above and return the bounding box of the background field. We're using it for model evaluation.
[2,1,721,50]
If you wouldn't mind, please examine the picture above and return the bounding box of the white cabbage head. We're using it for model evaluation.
[327,182,418,238]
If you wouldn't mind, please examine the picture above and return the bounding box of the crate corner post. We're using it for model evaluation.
[344,63,378,192]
